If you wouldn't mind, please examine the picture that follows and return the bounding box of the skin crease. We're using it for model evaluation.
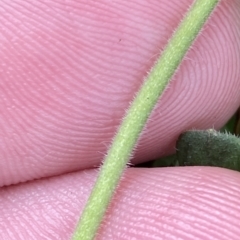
[0,0,239,239]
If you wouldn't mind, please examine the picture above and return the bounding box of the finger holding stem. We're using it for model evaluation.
[72,0,220,239]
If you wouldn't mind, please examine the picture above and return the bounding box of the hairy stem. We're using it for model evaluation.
[72,0,220,239]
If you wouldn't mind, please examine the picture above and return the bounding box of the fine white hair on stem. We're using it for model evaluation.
[72,1,221,239]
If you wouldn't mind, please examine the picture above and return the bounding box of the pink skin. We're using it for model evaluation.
[0,0,240,239]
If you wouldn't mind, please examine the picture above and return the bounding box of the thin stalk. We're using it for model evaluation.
[72,0,220,239]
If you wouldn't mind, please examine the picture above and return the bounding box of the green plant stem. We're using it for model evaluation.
[72,0,219,239]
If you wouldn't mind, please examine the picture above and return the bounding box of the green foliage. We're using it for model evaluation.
[176,129,240,171]
[220,112,238,133]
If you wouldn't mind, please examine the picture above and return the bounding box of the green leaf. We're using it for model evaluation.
[176,129,240,171]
